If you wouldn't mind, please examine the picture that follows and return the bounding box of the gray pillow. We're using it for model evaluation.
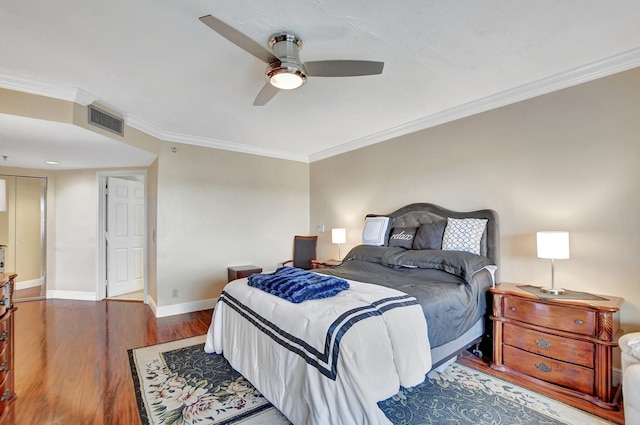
[381,249,492,283]
[413,221,446,250]
[388,227,418,249]
[343,245,405,264]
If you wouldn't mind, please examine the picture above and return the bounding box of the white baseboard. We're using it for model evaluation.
[43,290,215,317]
[152,297,217,318]
[47,290,97,301]
[146,295,158,315]
[16,277,44,290]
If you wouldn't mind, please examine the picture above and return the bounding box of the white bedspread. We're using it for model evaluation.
[204,276,431,425]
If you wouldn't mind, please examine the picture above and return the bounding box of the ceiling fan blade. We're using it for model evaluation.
[305,60,384,77]
[199,15,278,64]
[253,83,280,106]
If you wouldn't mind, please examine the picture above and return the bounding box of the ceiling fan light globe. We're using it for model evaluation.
[270,72,304,90]
[266,62,307,90]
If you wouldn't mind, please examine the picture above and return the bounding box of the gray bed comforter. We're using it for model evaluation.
[316,245,495,348]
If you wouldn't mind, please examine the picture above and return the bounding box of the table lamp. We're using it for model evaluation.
[332,228,346,260]
[536,231,570,295]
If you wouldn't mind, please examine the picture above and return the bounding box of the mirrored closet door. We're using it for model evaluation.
[0,175,47,301]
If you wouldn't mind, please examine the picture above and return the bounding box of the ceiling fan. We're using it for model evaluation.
[199,15,385,106]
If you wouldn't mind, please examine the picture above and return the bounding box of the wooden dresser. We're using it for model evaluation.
[0,273,16,422]
[490,283,623,411]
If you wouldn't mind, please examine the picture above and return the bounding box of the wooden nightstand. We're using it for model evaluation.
[490,283,623,412]
[311,260,341,269]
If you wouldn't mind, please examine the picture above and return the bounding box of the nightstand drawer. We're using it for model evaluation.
[0,331,8,383]
[503,297,596,336]
[0,353,7,391]
[0,373,9,418]
[503,323,594,368]
[0,319,8,351]
[503,345,594,395]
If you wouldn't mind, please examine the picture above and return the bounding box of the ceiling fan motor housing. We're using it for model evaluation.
[266,33,307,89]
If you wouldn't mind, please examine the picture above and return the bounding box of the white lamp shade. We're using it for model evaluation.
[332,228,346,244]
[537,231,570,259]
[0,179,6,212]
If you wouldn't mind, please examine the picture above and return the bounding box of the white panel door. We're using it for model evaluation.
[107,177,145,297]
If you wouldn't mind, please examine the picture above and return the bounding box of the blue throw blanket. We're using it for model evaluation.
[247,267,349,303]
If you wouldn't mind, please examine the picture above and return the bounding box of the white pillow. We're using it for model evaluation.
[362,216,390,246]
[442,217,488,255]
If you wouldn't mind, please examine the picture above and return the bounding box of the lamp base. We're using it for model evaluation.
[540,287,566,295]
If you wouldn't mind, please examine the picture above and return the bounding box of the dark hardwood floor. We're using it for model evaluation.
[14,286,45,300]
[7,299,213,425]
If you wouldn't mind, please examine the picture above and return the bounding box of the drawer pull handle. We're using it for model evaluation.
[576,319,584,326]
[0,390,9,402]
[535,362,552,373]
[510,307,516,312]
[0,331,7,341]
[0,360,7,372]
[536,339,552,349]
[0,297,5,307]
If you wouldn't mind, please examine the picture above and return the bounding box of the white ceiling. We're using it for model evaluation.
[0,113,156,170]
[1,0,640,170]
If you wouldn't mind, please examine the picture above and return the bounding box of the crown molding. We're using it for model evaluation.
[124,115,309,163]
[0,73,97,106]
[308,47,640,162]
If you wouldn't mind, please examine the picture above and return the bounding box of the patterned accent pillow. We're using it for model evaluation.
[442,218,488,255]
[362,216,391,246]
[388,227,418,249]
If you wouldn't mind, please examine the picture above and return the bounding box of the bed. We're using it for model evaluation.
[204,203,499,425]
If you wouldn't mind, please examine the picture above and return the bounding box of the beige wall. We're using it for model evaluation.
[146,158,159,302]
[0,166,149,296]
[1,89,310,309]
[0,167,56,289]
[0,177,13,270]
[54,170,100,292]
[0,88,73,124]
[311,67,640,334]
[14,177,44,281]
[1,149,308,307]
[155,141,310,305]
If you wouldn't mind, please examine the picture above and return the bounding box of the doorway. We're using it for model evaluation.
[97,171,146,302]
[0,175,47,302]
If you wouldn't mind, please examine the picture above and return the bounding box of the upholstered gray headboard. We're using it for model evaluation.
[367,203,500,278]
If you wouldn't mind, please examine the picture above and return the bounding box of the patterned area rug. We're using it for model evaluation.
[128,335,615,425]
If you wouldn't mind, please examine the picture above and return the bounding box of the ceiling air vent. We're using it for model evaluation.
[88,105,124,136]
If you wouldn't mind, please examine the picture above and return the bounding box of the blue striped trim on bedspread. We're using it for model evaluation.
[218,290,418,380]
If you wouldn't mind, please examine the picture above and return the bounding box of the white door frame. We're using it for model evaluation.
[96,170,147,302]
